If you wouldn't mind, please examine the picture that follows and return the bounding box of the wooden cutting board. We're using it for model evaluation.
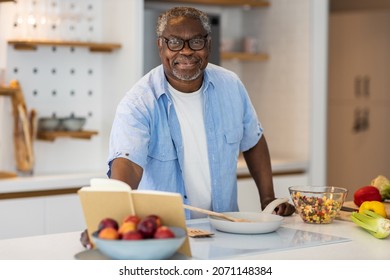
[337,201,390,222]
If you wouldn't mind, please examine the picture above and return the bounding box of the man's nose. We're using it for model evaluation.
[180,41,194,53]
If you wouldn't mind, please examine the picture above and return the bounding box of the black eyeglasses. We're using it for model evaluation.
[160,35,209,51]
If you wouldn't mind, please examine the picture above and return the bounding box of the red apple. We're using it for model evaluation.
[137,217,158,238]
[154,226,175,239]
[122,230,143,240]
[146,214,162,227]
[98,218,119,232]
[122,214,141,226]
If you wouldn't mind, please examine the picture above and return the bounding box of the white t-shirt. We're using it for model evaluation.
[168,83,211,219]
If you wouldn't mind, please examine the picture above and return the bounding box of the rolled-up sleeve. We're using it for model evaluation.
[238,80,263,152]
[107,93,150,177]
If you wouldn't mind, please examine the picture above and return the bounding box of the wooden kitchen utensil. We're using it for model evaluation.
[182,204,253,222]
[186,227,214,238]
[1,81,35,174]
[183,198,289,223]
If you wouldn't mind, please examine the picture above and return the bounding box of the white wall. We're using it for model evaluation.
[240,0,311,162]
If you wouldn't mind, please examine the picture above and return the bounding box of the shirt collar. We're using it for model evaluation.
[153,64,216,100]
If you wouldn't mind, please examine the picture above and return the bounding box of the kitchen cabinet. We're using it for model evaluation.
[237,173,308,212]
[0,193,85,240]
[327,11,390,200]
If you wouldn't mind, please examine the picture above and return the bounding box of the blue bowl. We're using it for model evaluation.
[92,227,186,260]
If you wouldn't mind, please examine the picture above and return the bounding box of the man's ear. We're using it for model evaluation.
[157,38,163,56]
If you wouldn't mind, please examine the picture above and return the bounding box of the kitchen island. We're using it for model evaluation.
[0,214,388,260]
[0,158,308,240]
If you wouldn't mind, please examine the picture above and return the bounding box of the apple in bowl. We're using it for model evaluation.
[92,214,186,260]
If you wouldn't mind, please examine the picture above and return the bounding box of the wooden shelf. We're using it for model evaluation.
[7,39,121,53]
[221,52,269,61]
[145,0,270,7]
[37,130,98,141]
[0,0,15,2]
[0,171,17,179]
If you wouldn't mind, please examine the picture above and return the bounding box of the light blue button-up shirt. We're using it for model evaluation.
[107,63,263,218]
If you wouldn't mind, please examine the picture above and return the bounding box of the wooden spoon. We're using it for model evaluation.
[183,198,289,223]
[182,204,253,222]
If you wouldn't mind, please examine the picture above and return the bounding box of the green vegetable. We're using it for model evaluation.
[371,175,390,200]
[351,210,390,239]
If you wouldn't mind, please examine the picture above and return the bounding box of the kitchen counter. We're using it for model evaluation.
[0,214,387,260]
[0,158,308,193]
[237,156,308,176]
[0,171,106,193]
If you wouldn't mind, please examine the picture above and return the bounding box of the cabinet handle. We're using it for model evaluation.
[362,108,369,130]
[363,75,370,97]
[353,108,361,133]
[354,76,361,98]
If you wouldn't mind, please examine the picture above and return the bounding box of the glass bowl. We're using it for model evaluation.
[289,186,348,224]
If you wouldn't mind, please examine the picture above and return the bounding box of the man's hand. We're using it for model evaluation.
[80,229,92,249]
[273,202,296,216]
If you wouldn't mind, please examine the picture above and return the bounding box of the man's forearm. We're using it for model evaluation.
[110,157,143,189]
[242,135,275,209]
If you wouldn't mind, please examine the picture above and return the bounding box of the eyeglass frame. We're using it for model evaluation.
[159,34,210,52]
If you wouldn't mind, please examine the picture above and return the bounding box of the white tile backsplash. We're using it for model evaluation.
[223,0,311,160]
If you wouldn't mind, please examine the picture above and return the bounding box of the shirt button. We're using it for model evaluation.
[184,195,187,199]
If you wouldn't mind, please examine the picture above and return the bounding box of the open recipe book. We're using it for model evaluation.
[78,178,191,257]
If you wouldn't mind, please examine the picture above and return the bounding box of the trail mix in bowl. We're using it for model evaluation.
[291,192,343,224]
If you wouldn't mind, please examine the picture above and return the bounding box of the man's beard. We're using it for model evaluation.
[172,56,203,81]
[172,68,202,81]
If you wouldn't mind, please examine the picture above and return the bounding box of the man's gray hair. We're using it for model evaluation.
[156,7,211,37]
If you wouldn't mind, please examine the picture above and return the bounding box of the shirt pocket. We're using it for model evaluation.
[223,129,242,165]
[148,139,178,162]
[224,129,242,145]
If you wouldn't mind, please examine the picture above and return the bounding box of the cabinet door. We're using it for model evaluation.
[0,197,45,239]
[237,178,261,212]
[237,174,308,212]
[329,11,389,102]
[328,11,390,200]
[327,101,390,199]
[273,174,308,199]
[45,194,86,234]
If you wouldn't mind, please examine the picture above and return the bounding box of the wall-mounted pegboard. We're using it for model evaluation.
[6,40,104,174]
[10,0,100,42]
[1,0,111,174]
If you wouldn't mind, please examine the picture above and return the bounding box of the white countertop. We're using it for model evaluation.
[0,214,387,260]
[0,158,308,193]
[0,171,106,193]
[237,157,308,176]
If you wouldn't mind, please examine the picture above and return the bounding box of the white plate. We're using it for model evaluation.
[208,212,283,234]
